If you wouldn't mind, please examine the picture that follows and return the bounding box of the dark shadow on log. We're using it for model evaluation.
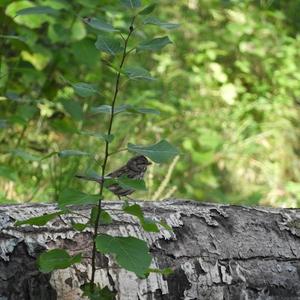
[0,241,56,300]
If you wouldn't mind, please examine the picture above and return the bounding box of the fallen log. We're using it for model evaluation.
[1,200,300,300]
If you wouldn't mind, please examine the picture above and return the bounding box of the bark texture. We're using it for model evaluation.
[1,200,300,300]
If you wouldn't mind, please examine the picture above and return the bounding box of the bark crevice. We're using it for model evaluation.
[1,200,300,299]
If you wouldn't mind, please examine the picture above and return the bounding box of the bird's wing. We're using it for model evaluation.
[106,165,127,178]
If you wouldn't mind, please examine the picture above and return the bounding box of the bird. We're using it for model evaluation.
[75,155,152,199]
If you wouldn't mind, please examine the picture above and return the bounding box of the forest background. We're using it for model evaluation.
[1,0,300,208]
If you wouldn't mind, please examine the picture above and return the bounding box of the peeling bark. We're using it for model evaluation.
[1,200,300,300]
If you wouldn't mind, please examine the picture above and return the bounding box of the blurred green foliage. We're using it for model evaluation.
[1,0,300,207]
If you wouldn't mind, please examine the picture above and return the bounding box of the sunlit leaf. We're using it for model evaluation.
[38,249,82,273]
[143,17,180,30]
[137,36,172,52]
[96,234,151,277]
[83,17,117,32]
[95,35,123,55]
[128,140,179,163]
[58,188,100,208]
[16,6,58,16]
[15,212,62,226]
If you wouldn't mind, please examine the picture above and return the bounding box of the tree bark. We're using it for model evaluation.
[1,200,300,300]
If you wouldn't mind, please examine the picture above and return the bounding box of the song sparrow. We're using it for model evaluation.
[75,155,152,198]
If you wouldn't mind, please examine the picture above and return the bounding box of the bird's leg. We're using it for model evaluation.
[117,195,122,201]
[125,195,134,201]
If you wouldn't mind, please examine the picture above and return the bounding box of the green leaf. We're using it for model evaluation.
[121,0,142,8]
[50,119,78,134]
[147,267,174,276]
[72,222,88,232]
[143,17,180,30]
[58,150,91,157]
[90,104,114,114]
[38,249,82,273]
[76,170,103,183]
[72,39,99,67]
[123,203,159,232]
[58,188,100,208]
[79,131,114,143]
[90,104,130,114]
[90,207,98,225]
[81,283,116,300]
[96,234,151,277]
[139,4,156,15]
[16,104,38,122]
[95,35,123,56]
[83,17,117,32]
[137,36,172,52]
[103,177,118,189]
[0,35,26,42]
[72,82,98,98]
[127,107,160,115]
[159,220,173,231]
[128,140,179,163]
[118,176,147,191]
[124,66,155,81]
[15,212,62,226]
[16,6,58,16]
[142,218,160,232]
[91,104,159,115]
[11,149,40,161]
[90,208,112,226]
[0,165,18,181]
[100,210,113,225]
[62,100,83,121]
[0,119,8,129]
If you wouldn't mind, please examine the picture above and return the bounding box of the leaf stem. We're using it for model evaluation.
[90,15,136,288]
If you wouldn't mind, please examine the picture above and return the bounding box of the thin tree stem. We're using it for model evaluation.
[90,16,136,288]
